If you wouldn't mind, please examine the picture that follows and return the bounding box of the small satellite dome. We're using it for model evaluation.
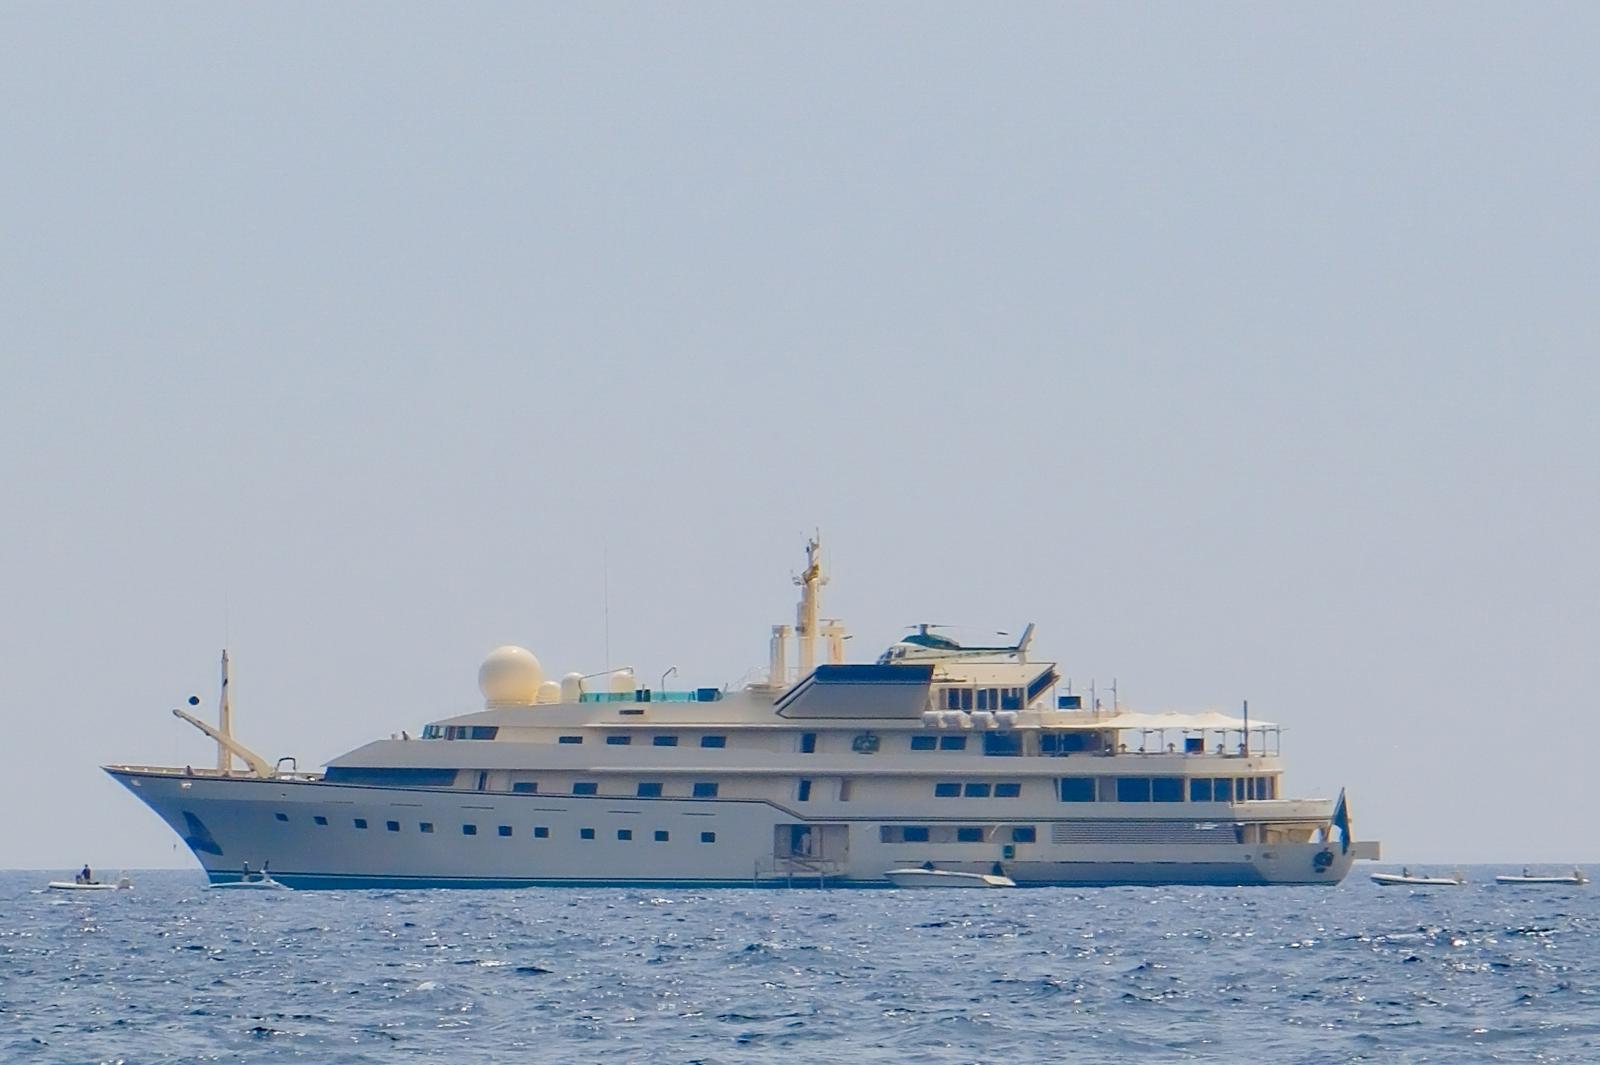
[560,672,585,702]
[478,646,544,707]
[536,680,562,704]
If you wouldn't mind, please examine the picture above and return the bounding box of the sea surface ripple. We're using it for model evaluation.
[2,868,1597,1063]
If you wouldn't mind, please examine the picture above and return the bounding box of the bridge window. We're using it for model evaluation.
[693,782,719,798]
[1058,778,1096,802]
[1152,777,1184,803]
[1214,778,1233,802]
[994,782,1022,798]
[910,735,937,751]
[573,782,598,795]
[939,736,967,751]
[1116,778,1152,803]
[934,782,961,798]
[637,782,663,797]
[983,732,1022,757]
[1190,778,1213,802]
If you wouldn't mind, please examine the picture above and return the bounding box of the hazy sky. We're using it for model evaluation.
[3,4,1597,869]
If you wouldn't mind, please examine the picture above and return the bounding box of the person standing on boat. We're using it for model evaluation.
[79,864,92,884]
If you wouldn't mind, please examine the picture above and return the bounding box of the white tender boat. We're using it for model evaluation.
[1371,869,1464,887]
[47,877,132,891]
[209,872,290,891]
[1494,868,1587,886]
[885,867,1016,889]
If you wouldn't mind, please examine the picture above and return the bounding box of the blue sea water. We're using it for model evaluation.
[1,868,1596,1064]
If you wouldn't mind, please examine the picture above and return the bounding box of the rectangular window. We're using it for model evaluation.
[573,782,598,795]
[386,820,400,832]
[512,782,537,794]
[580,827,595,840]
[903,825,930,842]
[558,735,583,745]
[1236,778,1246,801]
[910,735,937,751]
[934,782,961,798]
[800,732,817,754]
[1001,688,1023,710]
[797,779,812,801]
[652,735,679,747]
[939,735,968,751]
[637,782,663,798]
[994,782,1022,798]
[654,830,669,842]
[462,824,477,835]
[420,822,434,833]
[617,829,633,841]
[692,782,719,798]
[957,826,984,842]
[1152,777,1184,803]
[964,782,992,798]
[983,732,1022,757]
[274,812,288,822]
[1215,778,1233,802]
[467,726,499,740]
[1116,778,1152,803]
[1058,778,1096,802]
[1011,825,1036,843]
[700,831,716,843]
[606,734,631,746]
[313,815,328,826]
[354,818,368,829]
[1190,778,1213,802]
[700,735,726,748]
[533,826,549,839]
[839,779,852,802]
[497,825,512,837]
[977,688,991,710]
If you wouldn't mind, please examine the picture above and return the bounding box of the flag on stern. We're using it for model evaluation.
[1331,788,1352,854]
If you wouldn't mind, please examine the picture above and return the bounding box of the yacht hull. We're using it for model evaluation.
[108,767,1363,889]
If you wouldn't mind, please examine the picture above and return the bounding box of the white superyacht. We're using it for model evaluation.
[107,539,1378,888]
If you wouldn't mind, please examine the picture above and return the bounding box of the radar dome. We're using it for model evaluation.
[536,680,562,704]
[478,646,544,707]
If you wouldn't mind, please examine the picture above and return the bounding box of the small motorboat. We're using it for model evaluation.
[1495,868,1587,886]
[885,867,1016,889]
[48,876,133,892]
[1371,869,1464,887]
[210,871,290,891]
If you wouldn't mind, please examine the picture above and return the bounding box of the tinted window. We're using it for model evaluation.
[1058,778,1096,802]
[354,818,368,829]
[313,815,328,826]
[533,826,549,838]
[1117,778,1152,803]
[1190,778,1213,802]
[573,782,598,795]
[606,735,631,746]
[983,732,1022,757]
[462,824,477,835]
[497,825,512,837]
[637,782,663,797]
[692,782,718,798]
[652,735,679,746]
[558,735,583,745]
[934,782,960,798]
[910,735,937,751]
[957,827,984,842]
[800,733,817,753]
[617,829,632,840]
[580,827,595,840]
[274,812,288,822]
[964,782,992,798]
[903,825,930,842]
[700,735,726,748]
[1152,777,1183,803]
[700,831,716,843]
[512,782,537,794]
[420,822,434,833]
[385,820,400,832]
[1215,778,1232,801]
[654,830,669,842]
[1011,825,1036,843]
[994,782,1021,798]
[797,779,812,801]
[939,736,968,751]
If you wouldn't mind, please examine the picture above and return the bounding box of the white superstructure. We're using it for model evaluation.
[107,538,1379,888]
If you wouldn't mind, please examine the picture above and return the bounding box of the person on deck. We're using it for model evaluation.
[79,864,92,884]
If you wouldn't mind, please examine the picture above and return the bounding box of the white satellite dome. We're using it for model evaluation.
[536,680,562,704]
[478,646,544,707]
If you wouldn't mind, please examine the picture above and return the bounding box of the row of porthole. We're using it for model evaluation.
[272,811,715,843]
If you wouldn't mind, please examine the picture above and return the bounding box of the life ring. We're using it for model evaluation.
[1313,849,1335,873]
